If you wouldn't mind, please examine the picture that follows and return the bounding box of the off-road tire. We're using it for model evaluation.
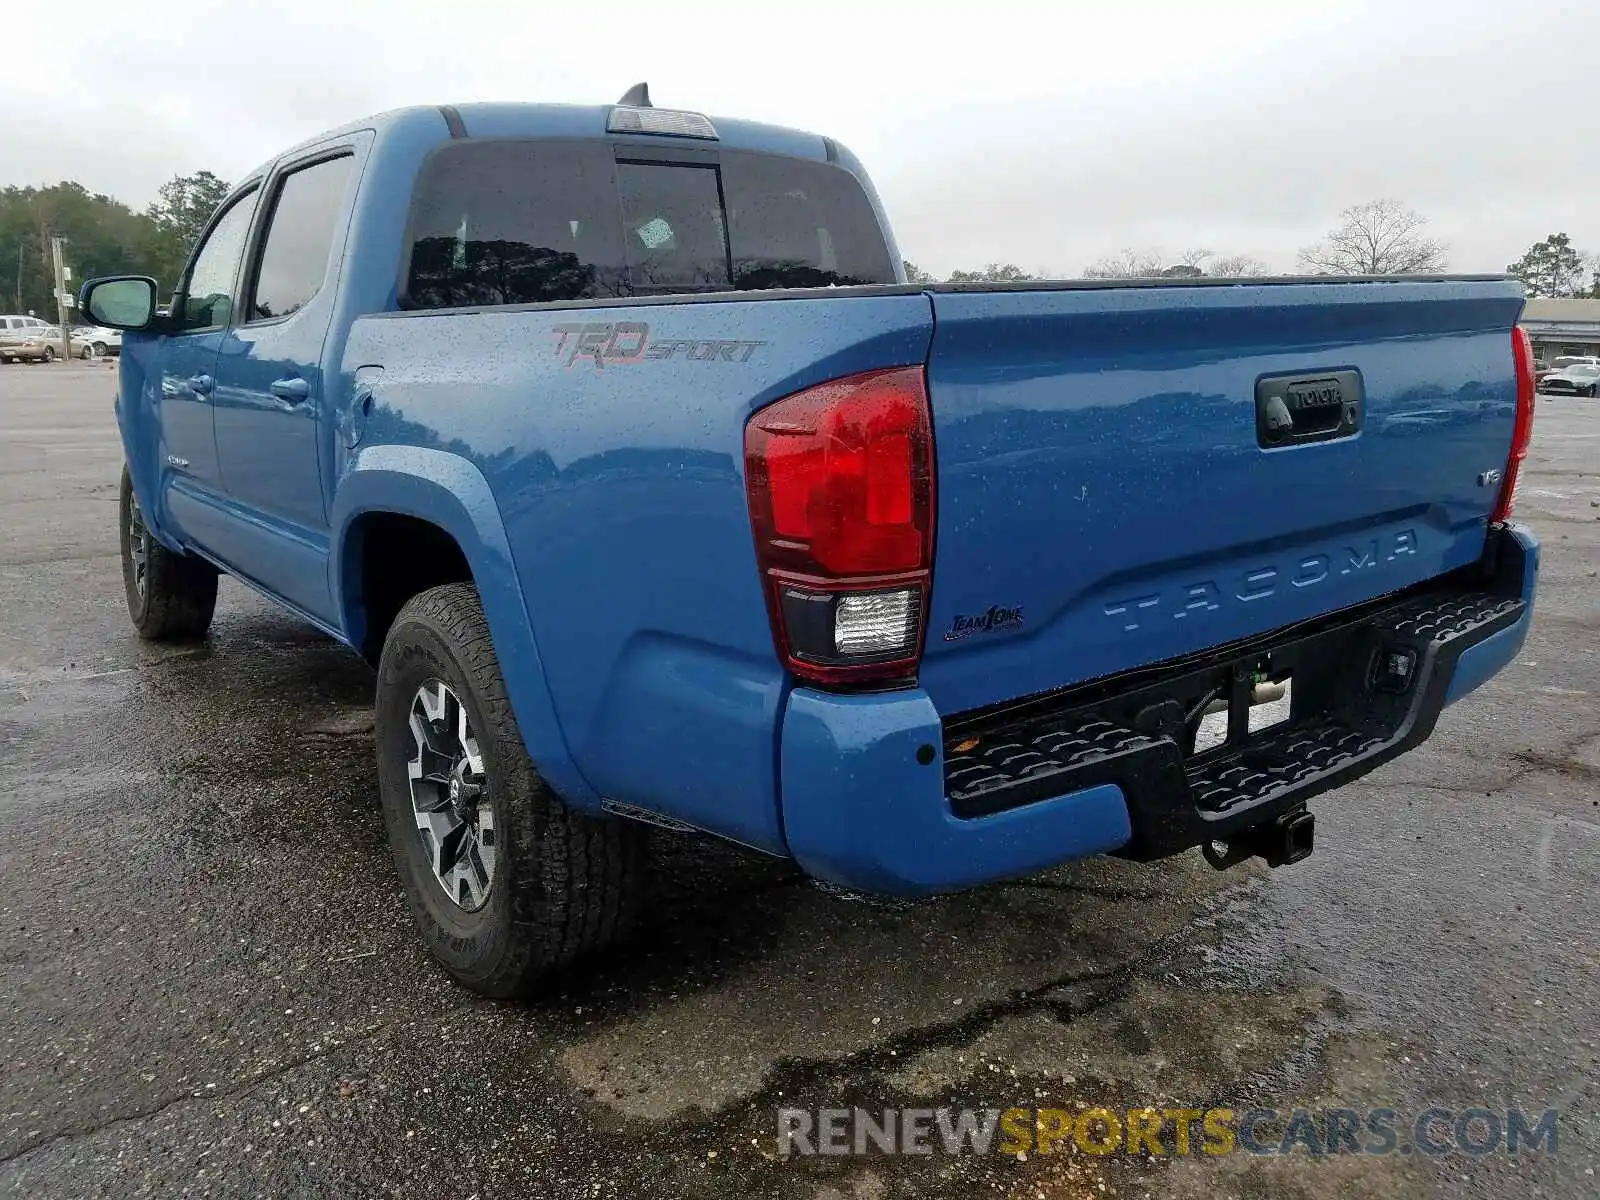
[119,466,217,640]
[376,583,645,996]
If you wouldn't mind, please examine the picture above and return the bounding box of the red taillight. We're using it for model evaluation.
[745,367,935,687]
[1494,327,1537,524]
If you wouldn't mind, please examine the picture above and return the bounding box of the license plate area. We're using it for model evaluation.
[942,594,1408,820]
[941,547,1528,844]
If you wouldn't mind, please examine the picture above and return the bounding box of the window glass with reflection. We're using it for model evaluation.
[248,155,355,322]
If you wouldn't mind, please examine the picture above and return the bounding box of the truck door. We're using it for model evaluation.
[152,187,259,511]
[212,149,357,621]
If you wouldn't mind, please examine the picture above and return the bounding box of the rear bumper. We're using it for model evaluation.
[780,524,1538,895]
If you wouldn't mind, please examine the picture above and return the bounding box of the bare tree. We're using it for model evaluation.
[1169,247,1215,273]
[902,259,937,285]
[1083,247,1278,279]
[1208,254,1273,277]
[1296,200,1446,275]
[1082,248,1167,279]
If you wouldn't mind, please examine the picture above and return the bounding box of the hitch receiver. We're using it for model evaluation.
[1202,808,1315,870]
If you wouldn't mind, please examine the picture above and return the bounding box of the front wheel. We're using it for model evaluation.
[376,583,645,997]
[91,341,108,357]
[41,346,54,364]
[119,466,218,639]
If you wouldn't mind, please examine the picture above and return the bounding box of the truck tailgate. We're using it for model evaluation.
[920,278,1526,716]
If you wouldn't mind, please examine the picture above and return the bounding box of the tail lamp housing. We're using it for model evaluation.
[1493,327,1537,525]
[744,367,935,688]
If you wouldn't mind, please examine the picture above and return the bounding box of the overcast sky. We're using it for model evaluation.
[4,0,1596,276]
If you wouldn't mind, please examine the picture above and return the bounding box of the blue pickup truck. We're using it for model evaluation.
[81,89,1539,997]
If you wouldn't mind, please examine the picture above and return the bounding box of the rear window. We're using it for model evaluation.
[720,150,896,290]
[402,139,894,310]
[617,160,730,292]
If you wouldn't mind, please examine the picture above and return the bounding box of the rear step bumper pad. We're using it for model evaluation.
[779,525,1537,895]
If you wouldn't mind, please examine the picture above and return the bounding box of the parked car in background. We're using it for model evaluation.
[1,314,54,362]
[1538,361,1600,396]
[1533,354,1598,388]
[72,325,123,356]
[40,327,95,360]
[0,315,68,361]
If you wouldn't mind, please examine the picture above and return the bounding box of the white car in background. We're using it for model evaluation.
[72,325,123,356]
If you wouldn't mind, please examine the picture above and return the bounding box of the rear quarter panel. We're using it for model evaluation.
[339,292,933,853]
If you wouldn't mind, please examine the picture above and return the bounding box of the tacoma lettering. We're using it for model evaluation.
[1103,530,1420,630]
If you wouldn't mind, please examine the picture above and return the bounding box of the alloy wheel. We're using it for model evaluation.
[127,492,149,598]
[406,679,496,911]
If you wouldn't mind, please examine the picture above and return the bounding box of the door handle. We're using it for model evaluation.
[187,374,214,395]
[269,377,311,405]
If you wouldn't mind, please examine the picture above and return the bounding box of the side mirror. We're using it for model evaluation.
[79,276,159,331]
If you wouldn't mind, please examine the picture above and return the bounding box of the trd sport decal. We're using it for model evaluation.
[551,322,767,370]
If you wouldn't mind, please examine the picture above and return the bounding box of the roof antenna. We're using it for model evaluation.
[617,82,651,107]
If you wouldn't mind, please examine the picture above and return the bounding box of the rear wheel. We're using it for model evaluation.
[119,466,218,640]
[376,583,645,996]
[91,341,108,357]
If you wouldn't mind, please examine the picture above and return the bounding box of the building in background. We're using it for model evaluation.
[1521,297,1600,361]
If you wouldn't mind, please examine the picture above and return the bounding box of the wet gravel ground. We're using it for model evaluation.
[1,360,1596,1199]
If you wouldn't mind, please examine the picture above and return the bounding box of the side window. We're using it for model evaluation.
[615,162,731,293]
[176,190,258,332]
[247,155,355,322]
[403,140,625,309]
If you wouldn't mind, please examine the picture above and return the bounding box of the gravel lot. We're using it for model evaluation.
[1,360,1596,1199]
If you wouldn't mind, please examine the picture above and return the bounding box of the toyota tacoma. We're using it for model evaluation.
[81,87,1539,996]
